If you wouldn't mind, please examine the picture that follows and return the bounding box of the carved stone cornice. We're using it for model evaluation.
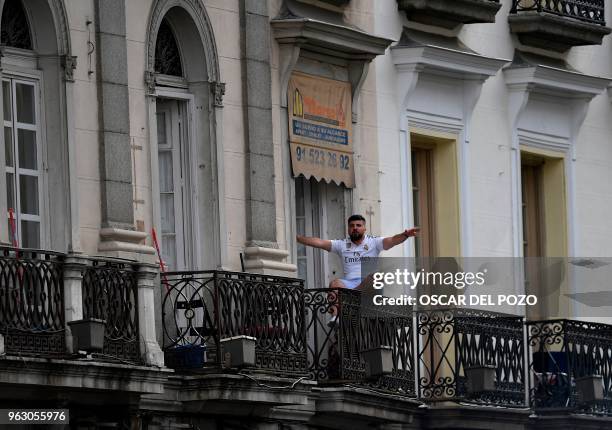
[272,16,393,118]
[271,17,392,61]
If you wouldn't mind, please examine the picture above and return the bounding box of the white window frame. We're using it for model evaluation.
[294,177,352,289]
[150,89,200,271]
[1,70,47,249]
[295,177,325,289]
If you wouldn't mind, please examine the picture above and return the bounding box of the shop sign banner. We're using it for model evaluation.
[288,72,354,187]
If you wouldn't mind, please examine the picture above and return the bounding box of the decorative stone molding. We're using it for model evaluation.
[272,16,393,118]
[392,29,509,111]
[272,18,392,61]
[243,246,297,276]
[398,0,502,29]
[210,81,225,107]
[503,51,611,258]
[136,263,165,367]
[504,51,611,101]
[144,70,156,95]
[392,29,509,258]
[61,55,77,82]
[50,0,72,56]
[145,0,220,84]
[98,228,156,262]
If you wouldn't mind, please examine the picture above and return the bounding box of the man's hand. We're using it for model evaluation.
[403,227,419,238]
[383,227,419,250]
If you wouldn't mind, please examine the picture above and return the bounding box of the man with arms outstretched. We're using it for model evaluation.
[297,214,418,290]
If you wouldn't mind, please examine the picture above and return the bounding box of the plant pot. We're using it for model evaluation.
[466,365,496,393]
[576,374,604,403]
[68,318,106,352]
[164,344,207,369]
[220,335,256,368]
[362,345,393,379]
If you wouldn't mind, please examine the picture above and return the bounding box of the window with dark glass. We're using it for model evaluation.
[0,0,32,50]
[154,19,183,77]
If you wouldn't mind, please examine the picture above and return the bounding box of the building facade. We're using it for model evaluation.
[2,0,612,428]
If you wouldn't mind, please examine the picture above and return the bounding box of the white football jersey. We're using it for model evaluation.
[330,235,384,279]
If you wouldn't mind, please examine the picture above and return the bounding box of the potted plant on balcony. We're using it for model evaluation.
[68,318,106,352]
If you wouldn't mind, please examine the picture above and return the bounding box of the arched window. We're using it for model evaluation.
[1,0,32,49]
[147,3,221,270]
[1,0,42,248]
[1,0,72,250]
[154,19,183,77]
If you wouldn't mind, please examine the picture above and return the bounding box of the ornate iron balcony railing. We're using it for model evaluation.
[511,0,606,25]
[162,271,308,375]
[417,308,526,406]
[527,319,612,414]
[0,248,144,364]
[161,271,612,415]
[0,247,66,356]
[83,258,141,364]
[305,288,414,396]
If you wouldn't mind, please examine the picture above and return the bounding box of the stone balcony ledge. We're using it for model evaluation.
[0,355,171,394]
[509,11,611,52]
[397,0,502,29]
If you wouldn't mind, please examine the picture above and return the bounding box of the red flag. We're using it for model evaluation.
[152,228,170,292]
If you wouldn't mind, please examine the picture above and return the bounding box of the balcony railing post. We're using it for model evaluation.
[63,254,87,354]
[136,262,164,366]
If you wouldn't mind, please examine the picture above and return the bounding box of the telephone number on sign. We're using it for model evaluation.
[1,409,69,424]
[295,146,350,170]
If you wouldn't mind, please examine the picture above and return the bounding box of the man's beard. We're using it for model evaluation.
[350,232,363,241]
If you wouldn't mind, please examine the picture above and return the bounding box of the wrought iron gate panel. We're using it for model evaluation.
[0,247,66,356]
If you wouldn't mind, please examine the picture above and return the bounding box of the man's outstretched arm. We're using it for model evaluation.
[382,227,419,251]
[297,235,332,252]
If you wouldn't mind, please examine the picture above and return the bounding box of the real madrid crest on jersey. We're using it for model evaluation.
[364,244,369,251]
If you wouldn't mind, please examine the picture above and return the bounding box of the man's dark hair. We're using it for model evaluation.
[347,214,366,224]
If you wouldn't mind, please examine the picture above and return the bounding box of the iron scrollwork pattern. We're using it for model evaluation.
[83,259,140,363]
[216,272,307,374]
[0,247,66,356]
[304,288,414,396]
[162,270,307,375]
[511,0,605,25]
[528,319,612,415]
[454,309,525,406]
[359,299,414,395]
[417,308,525,406]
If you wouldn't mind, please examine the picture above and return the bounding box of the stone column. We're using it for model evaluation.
[136,263,164,366]
[63,255,87,354]
[240,0,293,275]
[94,0,153,259]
